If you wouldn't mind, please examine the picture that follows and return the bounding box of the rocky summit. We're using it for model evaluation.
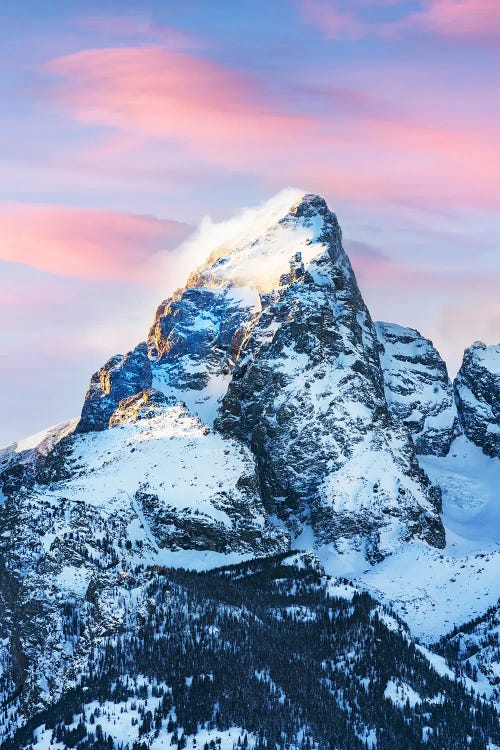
[0,191,499,750]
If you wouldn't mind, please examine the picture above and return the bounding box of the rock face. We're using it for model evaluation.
[147,285,257,424]
[375,322,459,456]
[77,342,152,432]
[454,342,500,458]
[215,195,444,559]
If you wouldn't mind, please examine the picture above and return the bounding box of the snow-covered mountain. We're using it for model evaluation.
[0,191,499,750]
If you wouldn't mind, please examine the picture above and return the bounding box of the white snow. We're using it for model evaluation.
[472,342,500,375]
[19,403,280,593]
[12,420,77,454]
[55,565,92,597]
[153,548,254,571]
[421,436,500,547]
[384,679,422,708]
[190,191,331,296]
[315,436,500,642]
[415,645,456,680]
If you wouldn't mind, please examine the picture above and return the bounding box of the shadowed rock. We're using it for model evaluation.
[454,341,500,458]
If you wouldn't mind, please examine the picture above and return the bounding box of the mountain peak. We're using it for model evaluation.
[181,190,342,297]
[286,192,332,220]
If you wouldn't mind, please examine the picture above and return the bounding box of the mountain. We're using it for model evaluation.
[0,191,499,750]
[83,193,446,561]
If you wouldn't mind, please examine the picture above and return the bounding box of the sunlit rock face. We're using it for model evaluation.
[108,388,175,426]
[77,342,152,432]
[454,341,500,458]
[375,322,459,457]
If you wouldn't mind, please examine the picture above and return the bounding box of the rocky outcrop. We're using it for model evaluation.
[375,322,459,456]
[147,283,258,425]
[109,388,176,426]
[149,287,256,384]
[454,342,500,457]
[77,342,152,432]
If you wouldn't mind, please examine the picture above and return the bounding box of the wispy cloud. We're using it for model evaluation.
[298,0,500,42]
[45,47,312,169]
[299,0,363,39]
[76,15,205,49]
[400,0,500,42]
[42,44,500,210]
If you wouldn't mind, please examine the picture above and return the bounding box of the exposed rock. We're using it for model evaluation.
[148,283,258,425]
[375,322,459,456]
[454,341,500,457]
[77,342,152,433]
[109,388,176,426]
[216,195,445,558]
[0,420,77,495]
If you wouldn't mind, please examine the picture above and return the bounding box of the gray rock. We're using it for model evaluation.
[109,388,176,426]
[216,195,445,559]
[454,341,500,457]
[375,322,459,456]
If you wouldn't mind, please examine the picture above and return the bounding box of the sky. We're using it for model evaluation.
[1,0,499,446]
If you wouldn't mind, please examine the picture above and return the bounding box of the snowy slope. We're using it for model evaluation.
[313,436,500,643]
[0,399,286,722]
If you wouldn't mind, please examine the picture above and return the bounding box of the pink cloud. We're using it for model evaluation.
[347,240,500,293]
[45,47,312,169]
[0,203,191,280]
[272,123,500,210]
[346,239,500,374]
[299,0,500,42]
[42,45,500,209]
[406,0,500,41]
